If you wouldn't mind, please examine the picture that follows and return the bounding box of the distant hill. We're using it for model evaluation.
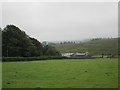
[52,38,119,56]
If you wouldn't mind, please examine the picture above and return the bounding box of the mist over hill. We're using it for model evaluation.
[1,25,118,57]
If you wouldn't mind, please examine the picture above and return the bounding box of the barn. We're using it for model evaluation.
[71,52,88,58]
[61,52,89,58]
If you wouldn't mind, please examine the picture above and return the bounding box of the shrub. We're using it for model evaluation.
[2,56,67,62]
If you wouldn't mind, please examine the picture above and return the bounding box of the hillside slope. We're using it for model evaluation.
[52,38,118,56]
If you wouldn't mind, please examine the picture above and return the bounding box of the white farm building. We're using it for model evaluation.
[61,52,89,58]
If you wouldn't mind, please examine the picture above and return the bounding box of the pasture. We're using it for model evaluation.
[52,38,118,56]
[2,58,118,88]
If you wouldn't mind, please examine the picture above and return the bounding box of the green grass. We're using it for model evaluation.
[0,62,2,89]
[52,38,118,55]
[3,58,118,88]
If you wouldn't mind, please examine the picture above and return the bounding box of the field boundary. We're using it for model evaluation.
[1,57,118,62]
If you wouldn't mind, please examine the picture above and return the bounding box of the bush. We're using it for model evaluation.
[2,56,68,62]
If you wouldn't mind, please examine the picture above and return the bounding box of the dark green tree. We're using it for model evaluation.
[0,28,2,57]
[43,45,61,56]
[2,25,61,57]
[29,37,44,56]
[2,25,37,57]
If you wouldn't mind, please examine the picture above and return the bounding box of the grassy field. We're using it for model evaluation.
[0,62,2,89]
[2,58,118,88]
[52,38,118,55]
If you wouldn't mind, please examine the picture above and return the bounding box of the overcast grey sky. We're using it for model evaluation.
[2,2,118,42]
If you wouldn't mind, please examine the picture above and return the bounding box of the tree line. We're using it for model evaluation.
[2,25,61,57]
